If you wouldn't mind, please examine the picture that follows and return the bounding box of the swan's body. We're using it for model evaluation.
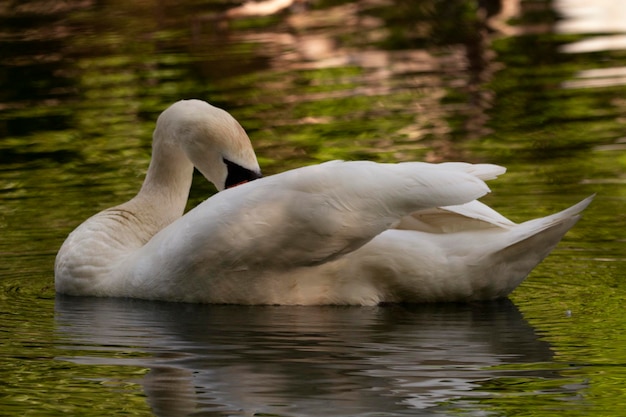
[55,99,592,305]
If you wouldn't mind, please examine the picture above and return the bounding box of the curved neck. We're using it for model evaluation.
[55,141,196,295]
[132,142,195,231]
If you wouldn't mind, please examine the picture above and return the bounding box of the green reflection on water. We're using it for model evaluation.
[3,359,150,416]
[0,290,150,415]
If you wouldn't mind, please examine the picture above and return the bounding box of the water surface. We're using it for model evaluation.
[1,0,625,415]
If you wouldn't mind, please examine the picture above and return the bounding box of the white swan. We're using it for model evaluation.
[55,99,592,305]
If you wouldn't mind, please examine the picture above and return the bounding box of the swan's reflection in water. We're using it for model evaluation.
[55,297,557,416]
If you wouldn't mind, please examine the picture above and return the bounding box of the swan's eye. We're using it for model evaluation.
[223,158,262,189]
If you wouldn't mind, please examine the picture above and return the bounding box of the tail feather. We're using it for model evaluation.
[482,195,594,296]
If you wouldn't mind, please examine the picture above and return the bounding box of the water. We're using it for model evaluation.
[1,0,625,415]
[50,298,555,416]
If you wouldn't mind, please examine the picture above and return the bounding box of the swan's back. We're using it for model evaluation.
[126,161,504,302]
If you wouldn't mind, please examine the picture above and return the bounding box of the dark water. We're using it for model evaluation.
[1,0,626,415]
[51,298,555,416]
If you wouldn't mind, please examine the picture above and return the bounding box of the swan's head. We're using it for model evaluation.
[154,99,262,191]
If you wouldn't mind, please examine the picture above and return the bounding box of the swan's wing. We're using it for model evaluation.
[396,200,517,233]
[137,161,504,276]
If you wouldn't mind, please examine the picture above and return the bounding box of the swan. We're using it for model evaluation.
[55,99,592,305]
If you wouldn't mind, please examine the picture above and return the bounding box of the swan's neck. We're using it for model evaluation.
[102,142,196,252]
[133,142,195,229]
[55,143,195,294]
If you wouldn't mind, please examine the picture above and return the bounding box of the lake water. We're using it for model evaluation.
[1,0,625,415]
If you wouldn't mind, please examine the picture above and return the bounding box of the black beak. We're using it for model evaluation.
[223,158,262,189]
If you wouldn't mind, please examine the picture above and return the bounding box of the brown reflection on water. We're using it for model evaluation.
[205,0,526,160]
[0,0,538,165]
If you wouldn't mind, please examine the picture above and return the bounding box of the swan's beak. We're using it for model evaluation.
[223,158,262,189]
